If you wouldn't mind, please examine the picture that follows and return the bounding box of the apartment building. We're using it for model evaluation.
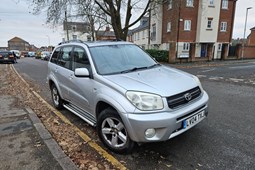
[151,0,237,63]
[128,17,150,49]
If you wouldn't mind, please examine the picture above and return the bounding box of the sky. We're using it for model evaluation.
[0,0,255,48]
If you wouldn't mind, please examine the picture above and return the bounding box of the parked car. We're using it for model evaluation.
[47,41,209,153]
[40,51,51,60]
[0,51,17,63]
[10,50,20,59]
[28,51,36,57]
[21,51,29,57]
[35,51,41,59]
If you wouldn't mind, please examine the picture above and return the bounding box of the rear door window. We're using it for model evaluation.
[50,47,60,64]
[57,46,73,70]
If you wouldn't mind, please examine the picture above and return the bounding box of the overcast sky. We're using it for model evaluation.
[0,0,255,47]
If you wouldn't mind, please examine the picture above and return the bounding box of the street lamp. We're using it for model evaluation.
[241,7,252,60]
[46,35,51,51]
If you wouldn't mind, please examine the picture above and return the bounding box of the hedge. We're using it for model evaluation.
[145,49,169,62]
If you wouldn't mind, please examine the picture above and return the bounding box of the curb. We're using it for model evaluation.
[11,64,127,169]
[26,107,78,170]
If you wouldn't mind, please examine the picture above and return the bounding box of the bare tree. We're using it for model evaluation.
[93,0,153,40]
[75,0,109,41]
[30,0,162,41]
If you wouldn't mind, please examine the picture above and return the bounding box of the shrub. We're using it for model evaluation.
[145,49,169,62]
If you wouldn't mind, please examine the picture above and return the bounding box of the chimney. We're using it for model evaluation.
[105,26,110,32]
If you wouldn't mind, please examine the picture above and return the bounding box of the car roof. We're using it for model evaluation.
[58,40,133,48]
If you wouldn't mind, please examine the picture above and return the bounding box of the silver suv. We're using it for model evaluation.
[47,41,209,153]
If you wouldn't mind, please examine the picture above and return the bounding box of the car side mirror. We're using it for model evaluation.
[74,68,90,78]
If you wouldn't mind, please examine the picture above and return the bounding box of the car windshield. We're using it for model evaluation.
[89,44,158,75]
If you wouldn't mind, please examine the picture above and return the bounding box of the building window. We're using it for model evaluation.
[222,0,228,9]
[87,36,91,41]
[218,44,222,51]
[72,25,77,32]
[168,0,172,9]
[209,0,214,6]
[207,18,213,29]
[142,30,145,39]
[220,22,227,32]
[186,0,193,7]
[167,22,171,32]
[137,32,140,40]
[72,35,77,40]
[184,20,191,31]
[183,43,190,51]
[151,24,156,41]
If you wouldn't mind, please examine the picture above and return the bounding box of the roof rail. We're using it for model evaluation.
[58,39,84,45]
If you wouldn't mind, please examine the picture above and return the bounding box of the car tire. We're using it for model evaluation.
[97,108,135,154]
[51,84,63,109]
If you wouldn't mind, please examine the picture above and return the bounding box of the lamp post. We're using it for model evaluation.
[46,35,50,51]
[241,7,252,60]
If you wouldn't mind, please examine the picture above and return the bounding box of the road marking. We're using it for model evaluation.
[196,75,207,78]
[228,78,244,82]
[229,65,255,69]
[209,77,224,81]
[10,65,127,170]
[200,68,215,73]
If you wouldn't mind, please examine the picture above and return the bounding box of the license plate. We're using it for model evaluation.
[4,58,8,60]
[183,110,205,129]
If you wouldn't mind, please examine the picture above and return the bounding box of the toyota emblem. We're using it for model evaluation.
[184,93,192,101]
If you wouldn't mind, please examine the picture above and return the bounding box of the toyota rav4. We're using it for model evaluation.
[47,41,209,154]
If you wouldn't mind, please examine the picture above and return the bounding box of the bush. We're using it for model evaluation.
[145,49,169,62]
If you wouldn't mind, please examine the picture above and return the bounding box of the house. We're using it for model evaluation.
[150,4,163,49]
[238,26,255,59]
[96,26,116,40]
[63,21,91,41]
[8,37,30,51]
[247,27,255,46]
[150,0,237,63]
[128,17,150,49]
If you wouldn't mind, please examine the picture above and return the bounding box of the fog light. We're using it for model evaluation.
[145,128,156,138]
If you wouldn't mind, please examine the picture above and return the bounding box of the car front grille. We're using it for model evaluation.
[167,86,201,109]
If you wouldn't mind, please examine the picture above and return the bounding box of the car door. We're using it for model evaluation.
[68,46,94,114]
[54,46,73,101]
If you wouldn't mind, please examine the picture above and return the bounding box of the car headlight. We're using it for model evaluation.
[193,75,203,90]
[126,91,163,111]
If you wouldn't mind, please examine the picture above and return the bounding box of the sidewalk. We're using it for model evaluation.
[166,58,255,68]
[0,65,77,170]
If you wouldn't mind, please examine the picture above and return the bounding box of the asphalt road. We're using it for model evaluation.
[14,58,255,169]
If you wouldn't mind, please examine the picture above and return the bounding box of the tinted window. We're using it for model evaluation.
[72,47,90,71]
[50,47,60,64]
[58,46,72,70]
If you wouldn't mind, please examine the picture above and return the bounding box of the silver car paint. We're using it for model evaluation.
[48,41,209,143]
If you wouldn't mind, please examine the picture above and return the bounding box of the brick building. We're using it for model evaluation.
[96,26,116,40]
[8,37,30,51]
[247,27,255,46]
[152,0,237,63]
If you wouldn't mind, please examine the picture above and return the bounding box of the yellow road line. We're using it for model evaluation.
[11,65,127,170]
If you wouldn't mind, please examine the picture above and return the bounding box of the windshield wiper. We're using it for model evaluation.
[120,66,148,73]
[147,63,161,69]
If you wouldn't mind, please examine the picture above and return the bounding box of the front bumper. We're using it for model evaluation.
[122,91,209,142]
